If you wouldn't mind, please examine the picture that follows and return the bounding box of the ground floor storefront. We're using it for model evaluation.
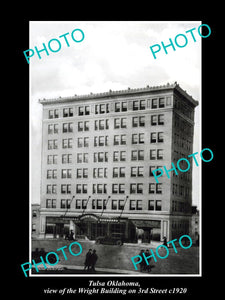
[39,213,176,243]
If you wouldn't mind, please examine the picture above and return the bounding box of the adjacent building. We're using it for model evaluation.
[31,203,40,239]
[38,82,198,243]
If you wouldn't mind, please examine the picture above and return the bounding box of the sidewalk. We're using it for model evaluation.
[32,263,141,275]
[32,239,199,275]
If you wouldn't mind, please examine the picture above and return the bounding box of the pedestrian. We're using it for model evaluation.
[84,249,92,271]
[69,230,75,240]
[138,249,145,272]
[144,249,151,272]
[90,249,98,272]
[163,236,167,247]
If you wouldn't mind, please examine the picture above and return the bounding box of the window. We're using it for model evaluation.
[132,133,144,144]
[49,110,54,119]
[156,200,162,211]
[130,183,143,194]
[132,134,138,144]
[120,151,126,161]
[151,132,157,143]
[150,132,164,143]
[95,119,109,131]
[114,135,119,145]
[158,132,164,143]
[112,150,126,162]
[95,103,109,114]
[131,166,144,177]
[48,124,59,134]
[93,152,108,162]
[112,200,117,210]
[129,200,136,210]
[133,100,145,111]
[149,166,156,176]
[47,184,57,194]
[159,98,165,108]
[78,121,89,132]
[93,168,108,178]
[78,137,89,148]
[61,199,71,209]
[133,101,139,111]
[61,169,72,179]
[75,199,81,209]
[94,136,108,147]
[115,102,120,112]
[61,184,71,194]
[62,154,72,164]
[121,135,126,145]
[84,137,89,147]
[148,200,154,210]
[49,109,59,119]
[63,123,73,133]
[151,115,157,126]
[119,200,125,210]
[93,184,107,194]
[47,170,57,179]
[112,184,125,194]
[156,183,162,194]
[140,100,146,110]
[157,149,163,160]
[113,167,125,178]
[46,199,56,208]
[62,138,72,149]
[113,135,126,145]
[136,200,142,210]
[152,99,157,109]
[114,118,126,129]
[150,149,156,160]
[122,102,127,111]
[47,155,57,164]
[149,183,155,193]
[158,114,164,125]
[115,102,127,112]
[132,116,145,127]
[114,118,120,129]
[78,106,90,116]
[131,150,144,161]
[63,108,73,117]
[76,184,88,194]
[48,140,58,150]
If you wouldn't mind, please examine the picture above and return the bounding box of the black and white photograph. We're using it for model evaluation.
[13,15,220,298]
[29,21,201,277]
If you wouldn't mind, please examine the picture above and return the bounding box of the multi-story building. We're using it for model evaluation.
[38,82,198,243]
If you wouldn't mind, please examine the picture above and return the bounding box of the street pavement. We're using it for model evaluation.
[31,238,199,275]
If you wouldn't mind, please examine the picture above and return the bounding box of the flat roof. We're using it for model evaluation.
[39,82,198,107]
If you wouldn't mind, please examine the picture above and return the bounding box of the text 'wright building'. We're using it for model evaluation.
[38,82,198,243]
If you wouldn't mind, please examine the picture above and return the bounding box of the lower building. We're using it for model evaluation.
[31,204,40,239]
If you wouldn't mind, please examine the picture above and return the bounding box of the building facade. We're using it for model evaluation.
[31,203,40,239]
[38,82,198,243]
[190,206,199,245]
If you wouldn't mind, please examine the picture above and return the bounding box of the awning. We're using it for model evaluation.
[132,219,161,228]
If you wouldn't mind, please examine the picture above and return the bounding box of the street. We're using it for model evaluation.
[31,238,199,275]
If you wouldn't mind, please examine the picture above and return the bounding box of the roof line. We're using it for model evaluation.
[38,82,198,106]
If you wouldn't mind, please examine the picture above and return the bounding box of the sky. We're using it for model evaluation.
[30,21,201,208]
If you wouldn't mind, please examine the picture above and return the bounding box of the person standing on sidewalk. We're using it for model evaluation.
[84,249,92,271]
[144,249,152,272]
[90,249,98,272]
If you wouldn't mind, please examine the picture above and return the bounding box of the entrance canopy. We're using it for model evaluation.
[132,219,161,228]
[61,213,128,224]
